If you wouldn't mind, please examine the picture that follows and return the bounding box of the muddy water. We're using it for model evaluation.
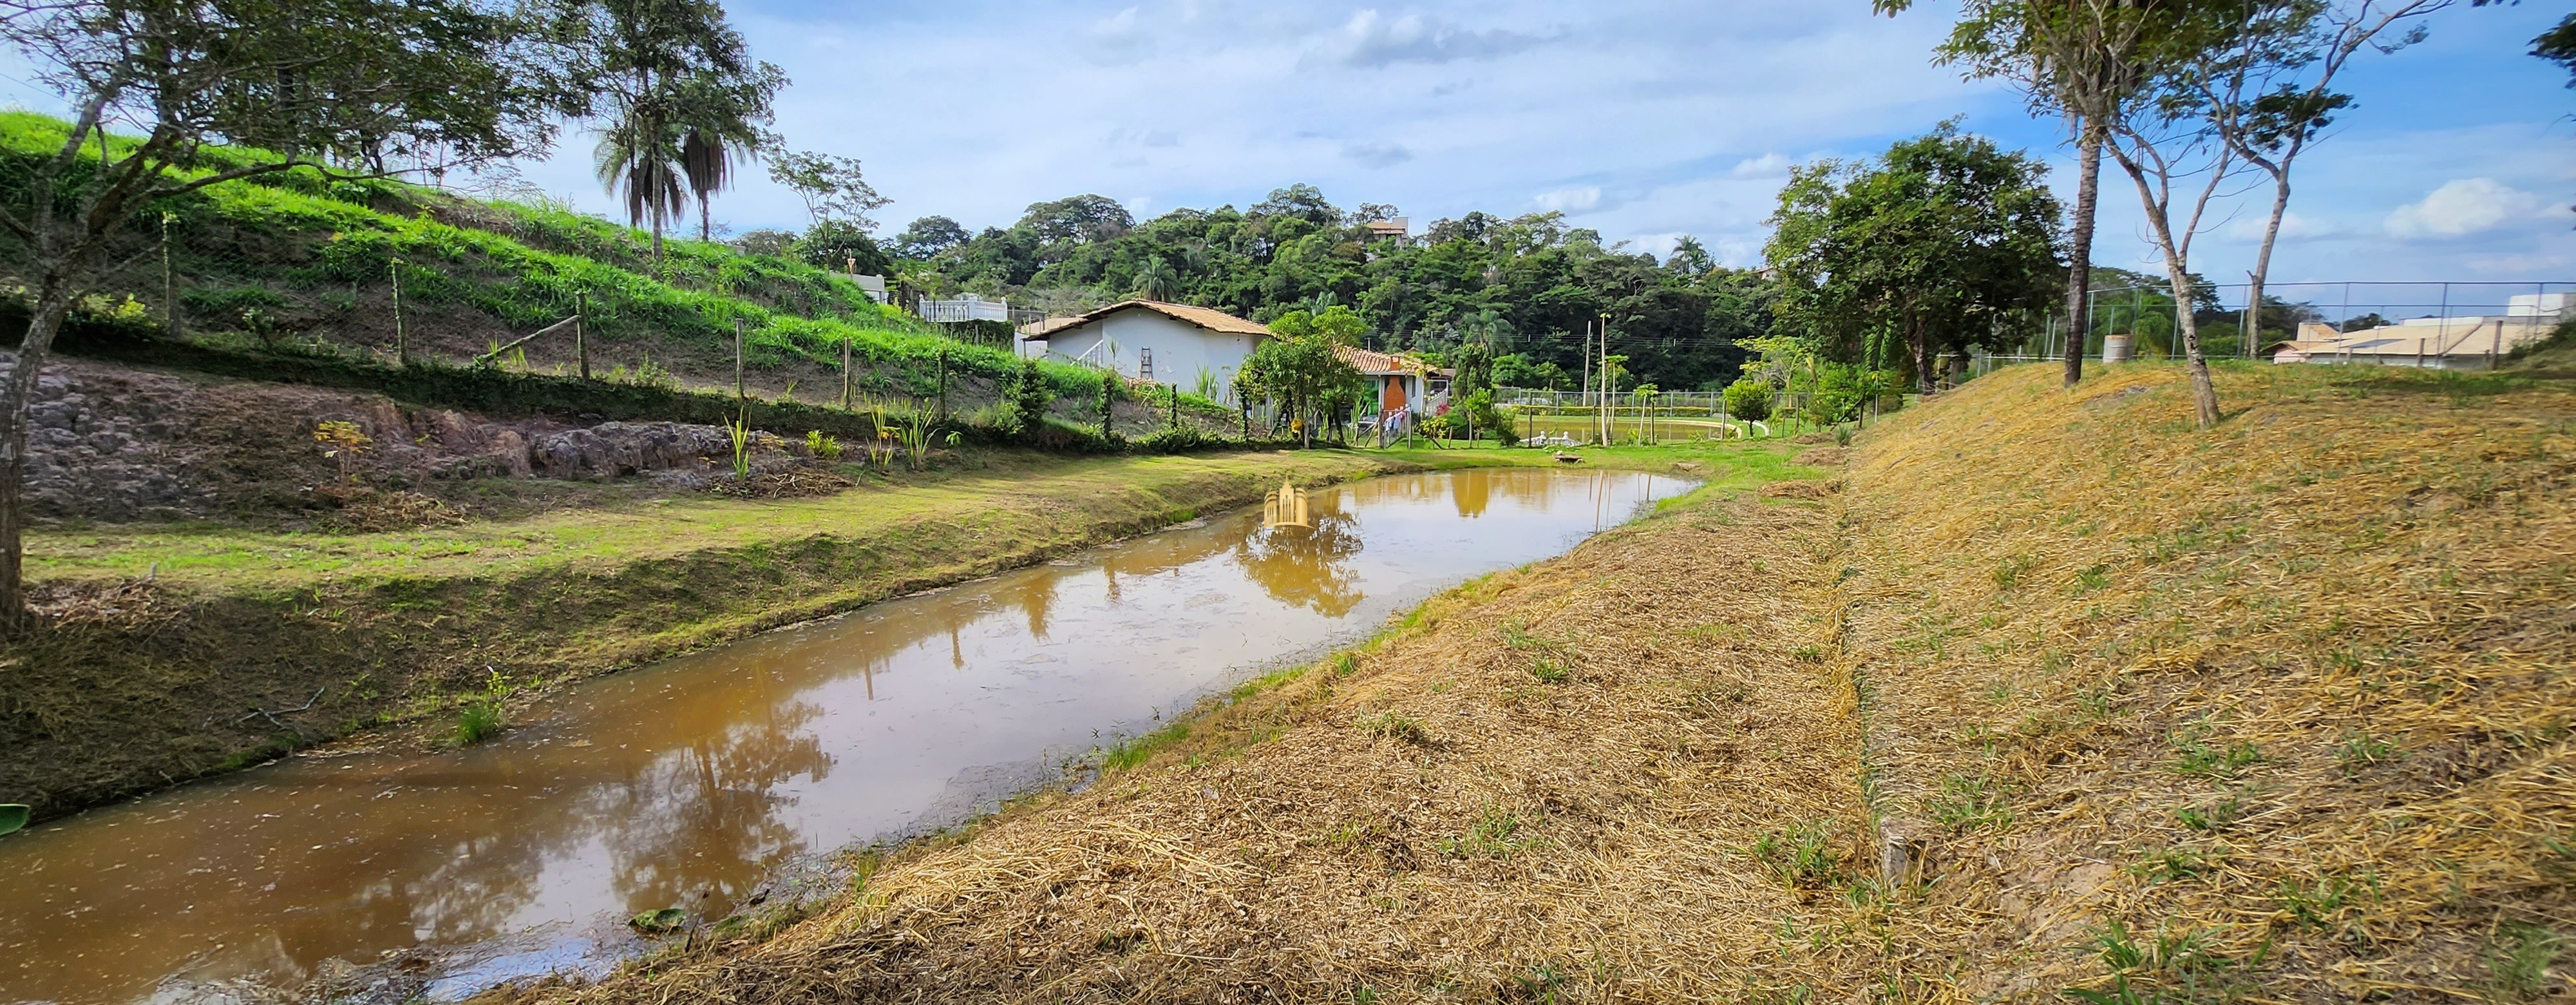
[1,468,1688,1004]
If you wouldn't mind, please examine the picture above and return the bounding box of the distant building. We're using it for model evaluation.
[1018,300,1271,399]
[2268,294,2570,370]
[1336,345,1452,434]
[1363,217,1410,242]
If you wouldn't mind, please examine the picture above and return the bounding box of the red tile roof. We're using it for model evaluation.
[1018,300,1269,340]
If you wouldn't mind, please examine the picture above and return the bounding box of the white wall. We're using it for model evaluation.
[1037,310,1259,401]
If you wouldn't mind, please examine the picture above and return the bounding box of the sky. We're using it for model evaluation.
[7,1,2570,309]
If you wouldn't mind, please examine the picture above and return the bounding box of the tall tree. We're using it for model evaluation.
[1765,125,2066,393]
[582,0,779,258]
[2186,1,2454,353]
[2101,5,2260,429]
[768,149,890,231]
[1880,0,2156,390]
[0,0,578,625]
[594,94,686,258]
[676,64,784,242]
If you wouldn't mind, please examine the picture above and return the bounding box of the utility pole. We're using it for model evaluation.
[1598,311,1611,446]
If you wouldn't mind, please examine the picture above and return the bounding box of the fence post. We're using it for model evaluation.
[936,348,948,423]
[840,338,853,410]
[391,260,406,367]
[160,212,179,338]
[574,291,589,380]
[734,317,746,402]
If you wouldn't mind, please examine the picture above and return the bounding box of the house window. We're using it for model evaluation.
[1139,348,1154,378]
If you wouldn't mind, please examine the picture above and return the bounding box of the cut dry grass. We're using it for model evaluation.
[501,361,2573,1004]
[515,485,1875,1003]
[1838,362,2575,1002]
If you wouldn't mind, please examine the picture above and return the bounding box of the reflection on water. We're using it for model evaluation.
[0,468,1688,1004]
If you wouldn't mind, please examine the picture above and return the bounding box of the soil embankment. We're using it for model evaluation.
[513,362,2573,1003]
[1,447,1413,821]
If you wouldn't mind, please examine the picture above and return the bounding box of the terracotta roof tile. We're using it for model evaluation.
[1019,300,1269,340]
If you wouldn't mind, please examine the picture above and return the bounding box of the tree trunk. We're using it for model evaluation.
[1,280,77,627]
[2164,263,2221,428]
[2064,122,2103,388]
[2246,170,2290,356]
[699,193,711,244]
[1911,318,1932,395]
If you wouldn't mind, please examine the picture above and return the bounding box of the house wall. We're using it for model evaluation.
[1036,311,1260,401]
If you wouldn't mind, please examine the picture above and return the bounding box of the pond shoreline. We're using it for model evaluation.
[2,450,1421,823]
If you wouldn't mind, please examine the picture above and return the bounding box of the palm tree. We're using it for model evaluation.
[595,97,688,262]
[675,70,781,242]
[1135,256,1180,301]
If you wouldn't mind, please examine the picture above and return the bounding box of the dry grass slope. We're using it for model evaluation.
[529,491,1879,1003]
[510,361,2572,1004]
[1840,363,2574,1002]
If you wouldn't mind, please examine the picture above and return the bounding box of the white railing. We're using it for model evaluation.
[917,294,1010,323]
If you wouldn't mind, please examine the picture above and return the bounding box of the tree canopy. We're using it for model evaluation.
[1765,124,2065,391]
[887,186,1773,393]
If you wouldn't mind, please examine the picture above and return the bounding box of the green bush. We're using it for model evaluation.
[1723,378,1773,421]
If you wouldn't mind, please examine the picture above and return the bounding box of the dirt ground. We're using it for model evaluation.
[501,361,2575,1004]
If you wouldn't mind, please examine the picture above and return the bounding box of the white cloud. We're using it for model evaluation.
[1535,186,1602,212]
[2385,178,2546,238]
[1313,10,1550,68]
[1728,153,1794,178]
[2226,211,2334,242]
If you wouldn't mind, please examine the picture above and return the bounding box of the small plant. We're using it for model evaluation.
[2277,873,2367,930]
[898,408,936,472]
[453,667,516,745]
[1928,773,2012,833]
[2171,726,2262,778]
[2133,846,2216,883]
[628,908,688,934]
[1356,711,1428,745]
[2333,729,2398,774]
[2174,794,2243,832]
[2486,921,2566,1002]
[313,419,374,483]
[1528,656,1572,683]
[1748,819,1842,888]
[1833,423,1853,447]
[726,413,753,479]
[1993,554,2033,590]
[806,430,844,461]
[776,379,798,405]
[1440,805,1534,859]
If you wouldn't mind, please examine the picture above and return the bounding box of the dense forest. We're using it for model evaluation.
[876,186,1776,393]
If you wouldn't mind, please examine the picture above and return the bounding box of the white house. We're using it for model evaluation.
[1018,300,1270,400]
[2268,293,2571,371]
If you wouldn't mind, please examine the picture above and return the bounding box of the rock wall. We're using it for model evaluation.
[3,353,805,522]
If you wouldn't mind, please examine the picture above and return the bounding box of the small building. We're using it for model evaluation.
[2269,296,2568,371]
[1363,218,1410,242]
[1337,345,1451,435]
[1018,300,1271,399]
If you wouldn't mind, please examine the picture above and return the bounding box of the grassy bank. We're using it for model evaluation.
[511,360,2573,1003]
[1,450,1412,820]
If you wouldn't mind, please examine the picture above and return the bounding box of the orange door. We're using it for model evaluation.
[1381,375,1406,411]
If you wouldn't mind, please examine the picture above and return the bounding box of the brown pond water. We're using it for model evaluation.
[0,468,1689,1004]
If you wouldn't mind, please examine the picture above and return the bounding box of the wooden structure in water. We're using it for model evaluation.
[1263,479,1311,529]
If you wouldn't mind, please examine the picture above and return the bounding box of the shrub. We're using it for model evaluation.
[1135,425,1222,454]
[1001,356,1053,439]
[1723,378,1773,421]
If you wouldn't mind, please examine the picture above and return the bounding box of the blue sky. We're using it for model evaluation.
[8,1,2570,295]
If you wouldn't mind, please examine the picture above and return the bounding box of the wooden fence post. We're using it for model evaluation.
[574,291,589,380]
[390,261,406,367]
[840,338,853,410]
[734,318,746,401]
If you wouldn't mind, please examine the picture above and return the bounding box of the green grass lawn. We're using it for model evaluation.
[24,450,1405,591]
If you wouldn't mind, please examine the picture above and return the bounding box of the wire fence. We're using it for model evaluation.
[5,187,1032,417]
[2003,280,2576,369]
